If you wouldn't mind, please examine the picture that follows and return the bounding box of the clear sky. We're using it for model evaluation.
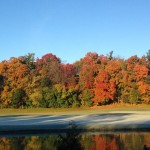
[0,0,150,63]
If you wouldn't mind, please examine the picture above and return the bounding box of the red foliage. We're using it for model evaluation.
[93,70,116,104]
[91,135,119,150]
[133,64,148,81]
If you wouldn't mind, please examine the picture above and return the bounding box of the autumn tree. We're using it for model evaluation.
[105,59,123,102]
[0,57,30,107]
[120,56,140,104]
[133,64,148,82]
[60,63,76,86]
[78,52,101,106]
[36,53,62,85]
[93,70,116,105]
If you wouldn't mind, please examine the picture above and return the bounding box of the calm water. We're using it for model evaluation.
[0,132,150,150]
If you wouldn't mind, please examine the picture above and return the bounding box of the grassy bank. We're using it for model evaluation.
[0,104,150,116]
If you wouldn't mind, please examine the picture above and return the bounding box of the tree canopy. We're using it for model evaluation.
[0,51,149,108]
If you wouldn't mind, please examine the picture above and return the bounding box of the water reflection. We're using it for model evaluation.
[0,132,150,150]
[55,122,83,150]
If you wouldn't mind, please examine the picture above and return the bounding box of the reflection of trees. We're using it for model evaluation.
[119,133,145,150]
[55,121,83,150]
[38,136,57,150]
[1,132,150,150]
[81,133,147,150]
[0,136,58,150]
[10,137,26,150]
[89,134,119,150]
[80,134,93,150]
[0,138,10,150]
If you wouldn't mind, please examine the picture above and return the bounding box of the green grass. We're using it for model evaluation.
[0,107,96,116]
[0,104,150,116]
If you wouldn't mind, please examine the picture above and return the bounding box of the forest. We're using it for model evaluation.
[0,50,149,108]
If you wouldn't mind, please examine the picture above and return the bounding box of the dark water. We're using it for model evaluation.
[0,132,150,150]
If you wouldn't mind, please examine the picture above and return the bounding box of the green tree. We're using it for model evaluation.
[12,88,27,108]
[21,53,35,70]
[129,88,140,104]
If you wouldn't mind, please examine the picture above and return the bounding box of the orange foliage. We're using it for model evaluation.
[91,135,119,150]
[133,64,148,81]
[93,70,116,104]
[0,51,149,108]
[138,81,150,103]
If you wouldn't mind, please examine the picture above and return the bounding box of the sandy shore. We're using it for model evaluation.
[0,111,150,132]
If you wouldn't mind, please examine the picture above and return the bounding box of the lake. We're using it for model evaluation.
[0,131,150,150]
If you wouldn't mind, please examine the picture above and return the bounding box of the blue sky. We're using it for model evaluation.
[0,0,150,63]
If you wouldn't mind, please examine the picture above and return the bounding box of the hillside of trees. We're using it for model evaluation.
[0,50,149,108]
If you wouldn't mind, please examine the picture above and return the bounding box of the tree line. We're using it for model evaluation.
[0,50,149,108]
